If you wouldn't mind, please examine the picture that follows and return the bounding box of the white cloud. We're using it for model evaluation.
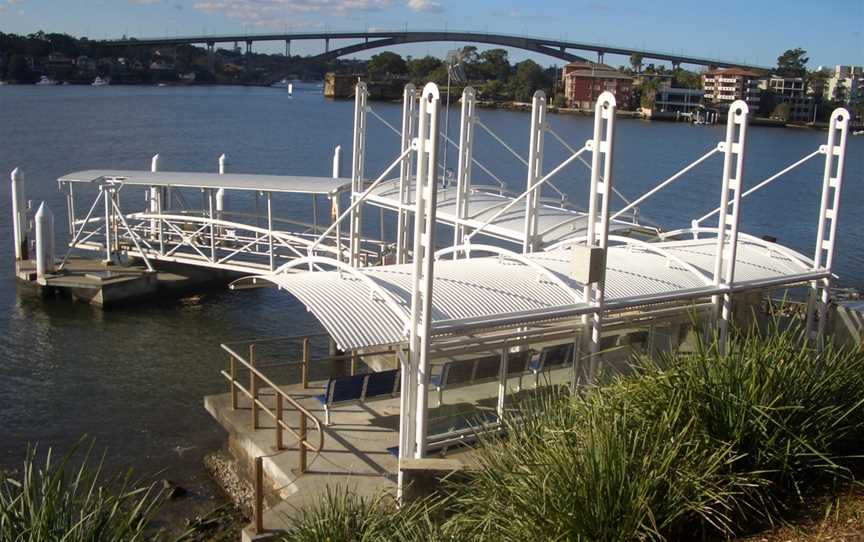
[129,0,161,4]
[407,0,442,13]
[193,0,392,21]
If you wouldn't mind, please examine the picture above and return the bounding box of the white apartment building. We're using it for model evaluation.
[702,68,763,109]
[821,65,863,105]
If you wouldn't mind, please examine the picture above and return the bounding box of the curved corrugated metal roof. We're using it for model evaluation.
[255,237,812,350]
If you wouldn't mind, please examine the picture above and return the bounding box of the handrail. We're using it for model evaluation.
[692,148,823,227]
[221,343,324,456]
[465,144,589,243]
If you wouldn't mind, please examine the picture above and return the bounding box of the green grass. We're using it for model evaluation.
[0,440,170,542]
[283,322,864,541]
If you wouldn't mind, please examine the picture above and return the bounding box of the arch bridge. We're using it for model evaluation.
[102,30,768,70]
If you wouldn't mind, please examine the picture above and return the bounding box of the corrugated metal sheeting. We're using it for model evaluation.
[262,237,812,350]
[365,180,643,247]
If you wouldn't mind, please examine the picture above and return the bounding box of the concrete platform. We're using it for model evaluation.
[205,364,578,537]
[15,257,233,307]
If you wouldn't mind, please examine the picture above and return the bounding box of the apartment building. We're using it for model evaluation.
[702,68,763,109]
[760,75,815,122]
[561,62,634,109]
[822,65,863,105]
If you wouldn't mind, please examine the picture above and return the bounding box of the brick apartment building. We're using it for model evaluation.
[561,62,634,109]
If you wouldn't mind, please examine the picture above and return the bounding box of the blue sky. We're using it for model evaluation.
[0,0,861,68]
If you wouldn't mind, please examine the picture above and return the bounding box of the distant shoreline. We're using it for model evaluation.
[1,81,834,131]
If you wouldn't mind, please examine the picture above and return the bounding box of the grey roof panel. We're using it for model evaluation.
[58,170,351,195]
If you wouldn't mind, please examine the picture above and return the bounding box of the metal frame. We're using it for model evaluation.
[407,83,440,468]
[712,101,749,349]
[349,82,368,267]
[523,90,547,253]
[583,91,617,378]
[806,108,851,340]
[397,84,417,264]
[453,86,477,254]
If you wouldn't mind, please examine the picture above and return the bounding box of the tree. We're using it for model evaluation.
[407,55,441,81]
[6,54,36,83]
[776,48,808,77]
[510,59,547,102]
[367,51,407,79]
[629,53,643,73]
[478,49,510,81]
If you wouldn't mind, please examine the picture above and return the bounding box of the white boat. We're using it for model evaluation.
[35,76,57,86]
[91,76,109,87]
[271,78,290,88]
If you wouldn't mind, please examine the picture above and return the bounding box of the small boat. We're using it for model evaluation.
[271,78,290,88]
[91,76,109,87]
[35,76,57,86]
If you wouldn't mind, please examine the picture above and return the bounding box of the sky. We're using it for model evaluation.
[0,0,861,69]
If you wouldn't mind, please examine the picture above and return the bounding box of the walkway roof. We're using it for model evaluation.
[365,180,649,249]
[243,236,818,351]
[58,170,351,196]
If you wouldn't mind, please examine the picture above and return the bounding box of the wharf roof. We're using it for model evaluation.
[244,235,817,351]
[58,170,351,196]
[364,180,650,248]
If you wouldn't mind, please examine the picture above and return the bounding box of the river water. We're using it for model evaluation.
[0,83,861,520]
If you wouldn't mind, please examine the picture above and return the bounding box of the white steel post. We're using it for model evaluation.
[217,154,227,223]
[523,90,547,253]
[349,82,368,267]
[332,145,342,178]
[35,202,54,280]
[11,168,27,261]
[806,108,850,341]
[149,154,160,237]
[408,83,440,463]
[103,186,113,263]
[330,146,342,259]
[712,101,749,351]
[397,84,417,264]
[584,91,617,380]
[453,86,476,253]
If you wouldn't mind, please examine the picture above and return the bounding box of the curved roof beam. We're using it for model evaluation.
[434,243,583,305]
[659,227,813,271]
[547,235,714,286]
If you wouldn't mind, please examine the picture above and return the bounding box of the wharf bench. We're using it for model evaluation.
[431,350,532,407]
[317,369,400,425]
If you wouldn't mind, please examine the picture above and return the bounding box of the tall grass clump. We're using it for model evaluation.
[279,485,446,542]
[444,322,864,541]
[0,441,167,541]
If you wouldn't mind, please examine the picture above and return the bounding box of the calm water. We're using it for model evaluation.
[0,84,862,514]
